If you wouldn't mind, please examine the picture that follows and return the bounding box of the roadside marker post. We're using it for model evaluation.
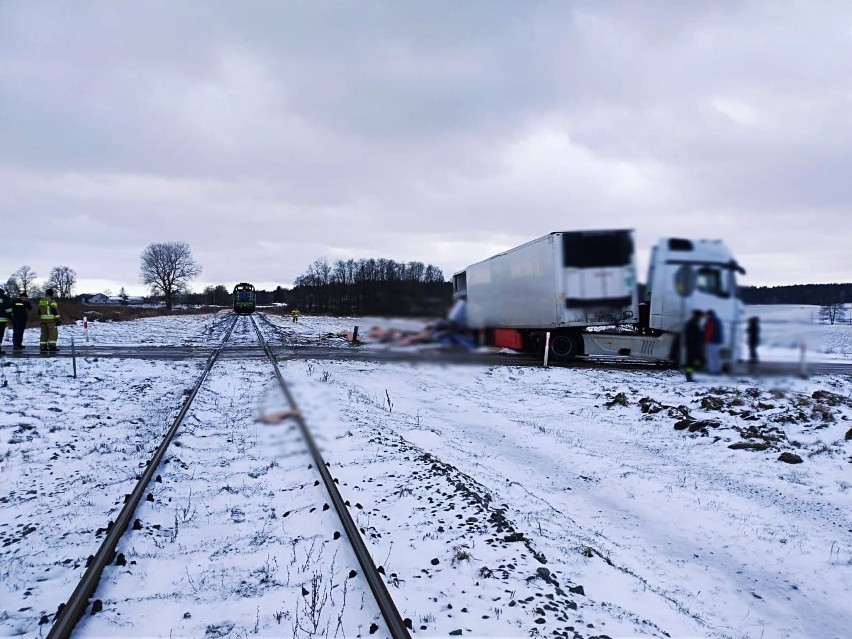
[71,336,77,379]
[799,341,808,378]
[83,316,89,342]
[543,331,551,367]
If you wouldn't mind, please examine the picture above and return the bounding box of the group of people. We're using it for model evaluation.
[683,310,760,381]
[0,288,61,354]
[0,289,32,352]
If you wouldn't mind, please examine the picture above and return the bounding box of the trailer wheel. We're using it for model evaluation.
[550,332,582,361]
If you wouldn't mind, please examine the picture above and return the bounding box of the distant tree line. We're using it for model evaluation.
[180,285,289,308]
[739,283,852,305]
[135,247,453,316]
[5,264,77,298]
[287,258,452,316]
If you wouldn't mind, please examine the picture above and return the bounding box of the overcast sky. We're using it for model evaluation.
[2,1,850,296]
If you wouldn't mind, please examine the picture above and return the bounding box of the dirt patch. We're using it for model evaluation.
[625,385,852,456]
[728,441,771,451]
[811,390,852,408]
[674,418,721,434]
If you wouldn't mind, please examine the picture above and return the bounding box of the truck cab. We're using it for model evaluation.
[646,238,746,366]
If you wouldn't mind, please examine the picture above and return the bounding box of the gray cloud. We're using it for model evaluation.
[2,1,851,294]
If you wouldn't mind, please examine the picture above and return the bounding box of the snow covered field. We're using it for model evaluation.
[744,305,852,363]
[1,307,850,638]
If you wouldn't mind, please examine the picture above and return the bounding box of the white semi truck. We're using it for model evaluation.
[452,230,746,366]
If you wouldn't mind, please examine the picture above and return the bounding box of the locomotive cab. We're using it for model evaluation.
[233,283,256,315]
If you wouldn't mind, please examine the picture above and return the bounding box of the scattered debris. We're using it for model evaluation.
[606,392,629,407]
[728,441,771,451]
[778,452,804,464]
[701,396,725,410]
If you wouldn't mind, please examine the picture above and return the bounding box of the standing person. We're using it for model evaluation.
[683,309,705,382]
[290,308,300,323]
[0,288,12,354]
[704,308,724,374]
[38,289,61,353]
[746,316,760,366]
[11,292,32,350]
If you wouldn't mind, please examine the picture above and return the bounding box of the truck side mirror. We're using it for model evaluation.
[673,265,696,298]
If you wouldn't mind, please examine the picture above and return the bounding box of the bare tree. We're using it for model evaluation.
[10,265,38,295]
[140,242,202,310]
[48,265,77,298]
[4,278,20,296]
[818,303,847,325]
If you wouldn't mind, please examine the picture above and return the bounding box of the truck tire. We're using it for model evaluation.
[550,332,582,361]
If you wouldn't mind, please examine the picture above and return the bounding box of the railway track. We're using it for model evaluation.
[4,311,850,638]
[6,309,850,376]
[46,313,411,639]
[8,340,851,378]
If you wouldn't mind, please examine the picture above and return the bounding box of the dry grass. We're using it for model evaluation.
[17,301,220,328]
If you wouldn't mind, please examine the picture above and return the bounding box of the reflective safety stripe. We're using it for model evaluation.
[39,299,59,320]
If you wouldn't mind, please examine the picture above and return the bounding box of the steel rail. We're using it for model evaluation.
[11,339,852,376]
[249,315,412,639]
[47,314,240,639]
[16,341,852,376]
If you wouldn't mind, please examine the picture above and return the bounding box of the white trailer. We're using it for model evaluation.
[453,232,745,367]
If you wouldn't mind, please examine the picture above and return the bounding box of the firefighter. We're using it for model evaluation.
[290,308,301,323]
[0,288,12,354]
[11,292,32,350]
[683,309,705,382]
[38,288,61,353]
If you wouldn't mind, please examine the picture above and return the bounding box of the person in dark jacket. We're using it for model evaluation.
[704,309,724,374]
[683,309,705,382]
[11,292,32,350]
[746,316,760,367]
[0,288,12,353]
